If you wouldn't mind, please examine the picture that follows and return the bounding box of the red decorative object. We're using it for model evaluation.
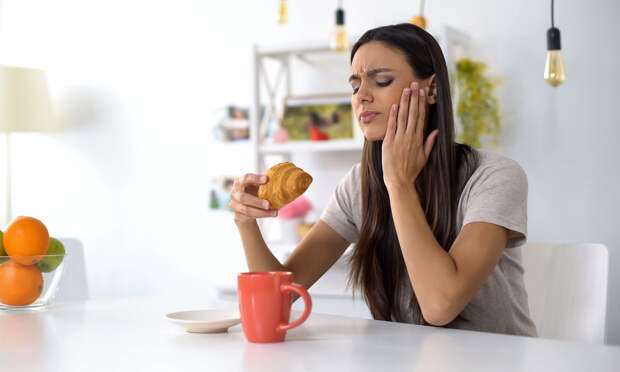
[309,126,329,141]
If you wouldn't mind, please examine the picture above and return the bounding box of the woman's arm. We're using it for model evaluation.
[387,186,507,326]
[283,220,350,291]
[230,173,288,273]
[236,219,350,291]
[236,220,288,272]
[243,219,350,304]
[231,173,350,289]
[381,82,509,326]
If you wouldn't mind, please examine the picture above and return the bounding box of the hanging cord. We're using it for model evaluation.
[551,0,555,27]
[419,0,426,15]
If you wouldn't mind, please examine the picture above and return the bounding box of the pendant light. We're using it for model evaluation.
[277,0,288,25]
[410,0,427,29]
[331,0,348,52]
[544,0,566,87]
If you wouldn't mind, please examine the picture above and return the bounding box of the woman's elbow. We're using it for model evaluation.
[420,300,460,326]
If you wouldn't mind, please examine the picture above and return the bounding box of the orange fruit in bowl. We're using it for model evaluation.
[0,261,44,306]
[3,217,50,266]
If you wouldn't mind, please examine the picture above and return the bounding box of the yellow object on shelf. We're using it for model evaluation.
[410,15,427,29]
[297,222,315,240]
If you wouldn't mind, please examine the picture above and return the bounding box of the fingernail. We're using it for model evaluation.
[412,82,418,89]
[272,211,278,216]
[404,88,411,95]
[261,176,267,182]
[420,89,425,96]
[263,201,270,209]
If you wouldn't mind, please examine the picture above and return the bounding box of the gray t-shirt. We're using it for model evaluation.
[320,149,537,337]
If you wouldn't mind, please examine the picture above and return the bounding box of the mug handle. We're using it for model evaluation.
[277,283,312,332]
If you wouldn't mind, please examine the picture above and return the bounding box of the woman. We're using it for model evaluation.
[230,23,537,336]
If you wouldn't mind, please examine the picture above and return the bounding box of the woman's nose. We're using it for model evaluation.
[356,83,373,104]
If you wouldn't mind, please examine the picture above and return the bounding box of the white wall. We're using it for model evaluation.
[1,0,619,343]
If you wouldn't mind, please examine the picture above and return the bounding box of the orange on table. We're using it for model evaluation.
[3,216,50,266]
[0,261,44,306]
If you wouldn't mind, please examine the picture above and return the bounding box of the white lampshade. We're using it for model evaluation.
[0,66,53,133]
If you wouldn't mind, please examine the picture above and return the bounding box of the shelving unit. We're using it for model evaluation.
[249,36,363,172]
[249,36,364,253]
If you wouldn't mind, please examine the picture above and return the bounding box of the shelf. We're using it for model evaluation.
[259,139,363,154]
[256,36,361,58]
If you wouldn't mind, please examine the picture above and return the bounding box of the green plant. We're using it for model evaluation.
[454,58,501,148]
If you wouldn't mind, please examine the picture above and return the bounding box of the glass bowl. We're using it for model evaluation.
[0,254,66,311]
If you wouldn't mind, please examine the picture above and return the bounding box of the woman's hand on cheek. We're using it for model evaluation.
[381,81,440,191]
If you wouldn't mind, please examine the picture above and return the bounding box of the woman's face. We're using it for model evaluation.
[350,41,434,141]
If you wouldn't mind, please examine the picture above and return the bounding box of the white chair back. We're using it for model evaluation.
[521,243,609,344]
[54,238,89,302]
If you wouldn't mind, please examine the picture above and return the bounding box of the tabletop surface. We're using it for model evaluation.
[1,296,619,372]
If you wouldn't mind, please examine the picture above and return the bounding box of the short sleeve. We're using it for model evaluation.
[462,159,528,248]
[319,165,360,244]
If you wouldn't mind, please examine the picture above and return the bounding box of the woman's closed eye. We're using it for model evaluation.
[376,79,393,87]
[351,78,394,94]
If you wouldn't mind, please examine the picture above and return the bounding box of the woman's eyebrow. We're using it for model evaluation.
[348,68,394,82]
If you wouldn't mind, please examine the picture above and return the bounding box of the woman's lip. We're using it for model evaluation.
[359,112,379,123]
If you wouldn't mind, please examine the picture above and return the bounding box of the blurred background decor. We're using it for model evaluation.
[211,106,250,142]
[280,94,353,141]
[276,195,313,244]
[454,58,501,149]
[208,175,236,211]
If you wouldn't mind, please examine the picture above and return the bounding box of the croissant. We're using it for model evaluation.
[258,162,313,209]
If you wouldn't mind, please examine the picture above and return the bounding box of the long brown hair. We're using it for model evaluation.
[348,23,480,323]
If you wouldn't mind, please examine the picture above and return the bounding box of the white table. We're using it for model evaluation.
[1,296,618,372]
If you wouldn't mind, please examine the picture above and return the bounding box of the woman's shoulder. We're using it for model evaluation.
[475,149,524,169]
[465,149,528,193]
[473,149,527,180]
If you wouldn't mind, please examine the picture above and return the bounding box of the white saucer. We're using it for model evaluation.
[165,309,241,333]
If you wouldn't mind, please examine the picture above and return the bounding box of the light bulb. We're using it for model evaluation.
[277,0,288,25]
[544,50,565,87]
[544,27,565,87]
[331,6,348,52]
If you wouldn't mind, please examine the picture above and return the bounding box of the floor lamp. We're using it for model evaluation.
[0,66,53,227]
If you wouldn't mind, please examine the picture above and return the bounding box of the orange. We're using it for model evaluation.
[0,261,44,306]
[3,216,50,266]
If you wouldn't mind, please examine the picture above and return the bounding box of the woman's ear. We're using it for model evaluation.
[426,74,437,104]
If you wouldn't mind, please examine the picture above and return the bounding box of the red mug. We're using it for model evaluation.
[237,271,312,343]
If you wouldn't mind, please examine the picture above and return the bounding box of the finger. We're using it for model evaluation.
[241,173,269,187]
[230,199,278,218]
[396,87,411,137]
[407,81,419,138]
[384,104,397,143]
[424,129,440,158]
[415,87,427,141]
[231,190,271,210]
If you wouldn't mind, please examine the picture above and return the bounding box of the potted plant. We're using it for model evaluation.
[454,58,501,148]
